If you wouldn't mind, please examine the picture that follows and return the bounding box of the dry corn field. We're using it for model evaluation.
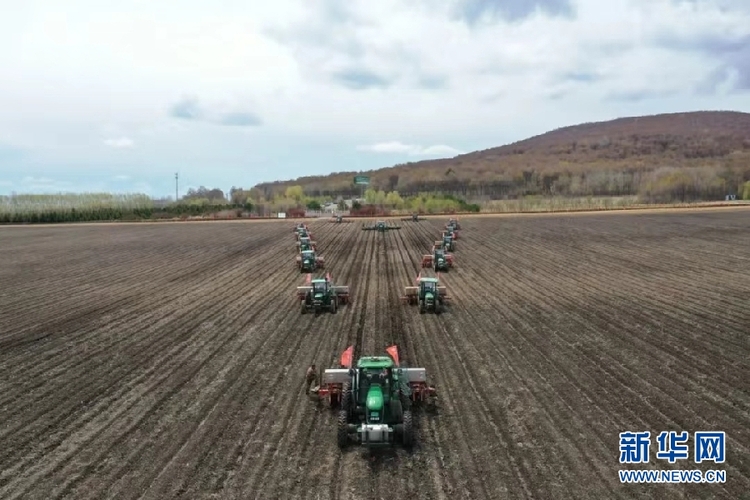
[1,208,749,500]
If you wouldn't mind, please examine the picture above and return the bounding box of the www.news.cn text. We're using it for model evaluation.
[619,469,726,484]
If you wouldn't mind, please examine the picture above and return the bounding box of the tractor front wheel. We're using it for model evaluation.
[341,382,352,416]
[402,410,414,448]
[337,410,349,448]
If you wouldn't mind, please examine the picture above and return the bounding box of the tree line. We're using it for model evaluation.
[256,164,750,205]
[2,173,747,224]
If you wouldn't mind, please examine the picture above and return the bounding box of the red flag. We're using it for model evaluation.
[386,345,399,366]
[340,345,354,369]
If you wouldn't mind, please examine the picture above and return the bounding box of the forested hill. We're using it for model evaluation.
[252,110,750,203]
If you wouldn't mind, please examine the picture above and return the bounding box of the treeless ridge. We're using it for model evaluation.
[0,208,748,499]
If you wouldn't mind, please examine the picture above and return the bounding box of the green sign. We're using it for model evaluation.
[353,176,370,185]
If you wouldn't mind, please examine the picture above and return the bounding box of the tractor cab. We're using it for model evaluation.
[311,279,329,295]
[413,277,445,313]
[445,226,459,239]
[297,273,348,314]
[352,357,405,428]
[299,250,317,271]
[433,250,447,269]
[336,215,343,223]
[363,220,401,231]
[442,234,454,250]
[432,248,454,271]
[420,278,438,296]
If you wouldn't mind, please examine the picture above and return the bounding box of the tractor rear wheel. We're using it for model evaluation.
[331,297,338,314]
[419,300,425,314]
[435,301,442,315]
[301,301,307,314]
[402,410,414,448]
[390,398,403,421]
[337,410,349,448]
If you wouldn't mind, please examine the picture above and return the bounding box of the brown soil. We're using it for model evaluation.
[0,210,748,499]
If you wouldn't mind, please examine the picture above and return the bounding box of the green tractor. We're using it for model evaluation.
[421,248,455,272]
[433,233,455,252]
[296,273,350,314]
[296,236,317,251]
[311,345,436,448]
[329,214,352,223]
[401,213,424,222]
[401,274,449,314]
[296,228,314,241]
[296,249,324,272]
[362,220,401,232]
[446,218,461,230]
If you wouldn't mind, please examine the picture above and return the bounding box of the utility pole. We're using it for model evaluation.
[175,172,179,202]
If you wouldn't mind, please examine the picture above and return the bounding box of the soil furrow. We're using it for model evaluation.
[0,209,748,499]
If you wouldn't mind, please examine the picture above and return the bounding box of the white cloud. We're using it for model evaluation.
[0,0,749,196]
[104,137,134,148]
[356,141,463,156]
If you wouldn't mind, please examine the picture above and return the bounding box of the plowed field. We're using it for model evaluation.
[1,208,748,500]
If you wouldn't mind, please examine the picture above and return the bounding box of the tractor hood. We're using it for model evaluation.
[366,385,384,411]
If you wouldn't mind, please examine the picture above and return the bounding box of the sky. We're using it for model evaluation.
[1,0,749,197]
